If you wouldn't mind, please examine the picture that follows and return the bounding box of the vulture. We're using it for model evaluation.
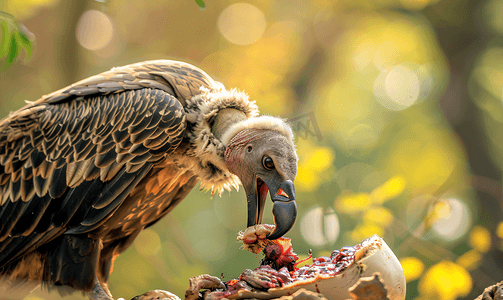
[0,60,298,299]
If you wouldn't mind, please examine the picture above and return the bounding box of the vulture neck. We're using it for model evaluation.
[211,108,248,141]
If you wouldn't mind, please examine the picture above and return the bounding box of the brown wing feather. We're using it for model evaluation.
[0,60,218,289]
[0,89,185,266]
[0,60,216,144]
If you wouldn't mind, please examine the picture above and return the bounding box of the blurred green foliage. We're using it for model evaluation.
[0,11,33,69]
[195,0,206,10]
[1,0,503,300]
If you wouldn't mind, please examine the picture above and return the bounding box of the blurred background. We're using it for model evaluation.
[0,0,502,299]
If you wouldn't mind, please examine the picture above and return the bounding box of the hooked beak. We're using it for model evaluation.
[246,179,297,240]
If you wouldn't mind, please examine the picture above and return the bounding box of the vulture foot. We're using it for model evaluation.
[88,279,113,300]
[237,224,275,254]
[131,289,181,300]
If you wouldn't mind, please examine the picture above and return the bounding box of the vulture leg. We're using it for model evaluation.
[88,276,113,300]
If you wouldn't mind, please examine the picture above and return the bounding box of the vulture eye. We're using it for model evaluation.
[262,156,275,170]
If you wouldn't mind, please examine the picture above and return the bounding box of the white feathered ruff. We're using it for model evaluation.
[183,83,296,196]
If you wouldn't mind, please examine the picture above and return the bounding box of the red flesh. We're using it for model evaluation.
[200,239,364,300]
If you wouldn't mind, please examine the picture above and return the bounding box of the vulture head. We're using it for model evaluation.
[188,84,298,240]
[221,116,298,240]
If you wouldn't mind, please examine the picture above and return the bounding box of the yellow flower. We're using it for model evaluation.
[399,257,424,282]
[296,166,319,192]
[304,147,335,171]
[469,226,491,253]
[295,141,335,192]
[456,249,482,271]
[496,221,503,239]
[371,175,406,204]
[418,261,472,300]
[349,222,384,242]
[363,207,395,228]
[335,191,372,214]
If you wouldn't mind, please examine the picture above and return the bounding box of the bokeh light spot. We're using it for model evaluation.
[419,261,472,300]
[399,257,425,282]
[76,10,114,51]
[431,198,471,242]
[483,0,503,35]
[422,200,453,232]
[300,206,339,247]
[374,65,420,111]
[217,3,267,45]
[469,225,491,253]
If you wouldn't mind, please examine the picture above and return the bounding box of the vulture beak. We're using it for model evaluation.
[247,178,297,240]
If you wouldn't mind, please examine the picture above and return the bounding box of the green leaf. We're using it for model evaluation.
[0,12,35,70]
[5,33,19,69]
[195,0,205,9]
[0,21,11,59]
[14,30,33,61]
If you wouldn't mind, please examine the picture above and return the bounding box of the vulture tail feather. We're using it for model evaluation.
[46,235,99,291]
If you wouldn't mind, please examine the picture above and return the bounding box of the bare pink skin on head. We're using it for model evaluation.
[224,128,262,179]
[225,129,271,253]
